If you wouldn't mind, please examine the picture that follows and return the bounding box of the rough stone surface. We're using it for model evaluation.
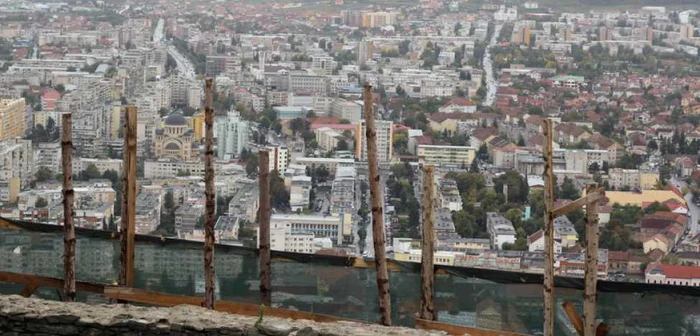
[0,295,450,336]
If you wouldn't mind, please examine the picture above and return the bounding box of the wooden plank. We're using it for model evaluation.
[203,78,216,309]
[103,287,349,323]
[20,282,38,298]
[419,165,436,321]
[363,83,391,326]
[562,301,584,336]
[415,317,530,336]
[552,189,605,217]
[584,183,600,336]
[542,118,555,336]
[258,150,271,306]
[0,271,105,294]
[119,106,137,288]
[61,114,76,302]
[0,217,22,230]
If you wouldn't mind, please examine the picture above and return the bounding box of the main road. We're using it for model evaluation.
[671,176,699,240]
[482,23,503,107]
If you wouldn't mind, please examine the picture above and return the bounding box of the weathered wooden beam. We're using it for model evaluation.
[419,165,436,321]
[203,78,216,310]
[0,217,21,230]
[61,113,76,302]
[19,282,38,298]
[119,106,137,288]
[258,150,271,306]
[104,287,349,323]
[551,188,605,217]
[584,183,600,336]
[415,317,531,336]
[542,118,555,336]
[562,301,584,336]
[0,271,105,294]
[363,83,392,326]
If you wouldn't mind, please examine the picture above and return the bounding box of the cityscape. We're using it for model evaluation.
[1,0,700,321]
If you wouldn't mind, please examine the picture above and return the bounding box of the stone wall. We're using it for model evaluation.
[0,295,450,336]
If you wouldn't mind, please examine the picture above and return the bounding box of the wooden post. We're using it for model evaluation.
[258,150,271,306]
[61,114,75,302]
[419,165,436,321]
[119,106,137,288]
[584,183,600,336]
[363,83,392,326]
[542,118,555,336]
[203,78,216,309]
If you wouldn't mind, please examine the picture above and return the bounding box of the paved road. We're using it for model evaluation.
[153,18,165,43]
[167,45,195,79]
[671,176,699,241]
[482,24,503,107]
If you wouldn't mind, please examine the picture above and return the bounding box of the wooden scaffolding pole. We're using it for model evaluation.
[363,83,392,326]
[419,165,436,321]
[61,114,75,302]
[258,150,271,306]
[119,106,137,288]
[542,118,555,336]
[203,78,216,309]
[584,183,600,336]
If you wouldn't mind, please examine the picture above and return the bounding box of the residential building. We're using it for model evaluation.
[215,110,249,160]
[559,249,609,279]
[259,222,316,254]
[553,215,578,247]
[228,180,259,222]
[35,142,62,175]
[417,145,475,167]
[330,99,362,122]
[315,127,344,153]
[486,212,516,250]
[527,230,563,254]
[144,159,216,178]
[73,158,123,176]
[646,262,700,286]
[438,178,462,211]
[0,138,34,195]
[438,97,477,113]
[356,119,393,162]
[175,203,204,235]
[134,192,161,234]
[608,168,659,190]
[270,214,347,245]
[0,98,27,140]
[289,175,312,212]
[215,216,240,241]
[267,145,289,174]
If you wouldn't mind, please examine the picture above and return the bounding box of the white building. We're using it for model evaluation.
[486,212,516,250]
[645,262,700,286]
[73,157,123,176]
[267,145,289,174]
[331,99,362,123]
[289,175,312,212]
[270,214,346,245]
[35,142,62,175]
[0,138,34,189]
[494,5,518,21]
[215,110,249,160]
[356,119,393,162]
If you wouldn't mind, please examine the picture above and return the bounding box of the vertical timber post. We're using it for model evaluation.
[542,119,555,336]
[119,106,137,288]
[364,83,392,326]
[419,165,436,321]
[258,150,272,306]
[203,78,216,309]
[584,183,600,336]
[61,114,76,302]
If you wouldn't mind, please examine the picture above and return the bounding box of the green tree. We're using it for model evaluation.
[559,177,581,200]
[80,164,101,180]
[336,138,349,151]
[270,171,290,210]
[494,171,529,204]
[36,167,54,182]
[35,197,48,208]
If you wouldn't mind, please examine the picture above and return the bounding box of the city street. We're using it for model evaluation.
[482,24,503,107]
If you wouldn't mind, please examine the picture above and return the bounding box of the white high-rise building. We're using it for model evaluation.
[266,145,289,174]
[356,119,393,162]
[215,110,249,160]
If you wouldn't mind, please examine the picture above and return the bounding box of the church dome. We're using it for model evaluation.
[165,113,187,126]
[165,142,180,150]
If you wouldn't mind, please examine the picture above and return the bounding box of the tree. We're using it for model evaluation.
[647,139,658,152]
[589,162,600,174]
[505,208,523,229]
[80,164,101,180]
[494,171,529,204]
[477,143,489,162]
[559,177,581,200]
[55,84,65,94]
[336,138,349,151]
[290,118,306,136]
[269,171,290,210]
[469,159,479,173]
[517,135,526,146]
[176,169,191,176]
[644,201,670,214]
[36,167,54,182]
[35,197,48,208]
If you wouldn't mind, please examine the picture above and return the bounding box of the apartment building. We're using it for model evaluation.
[330,99,362,123]
[0,98,26,140]
[215,110,249,160]
[315,127,343,153]
[73,158,123,176]
[270,214,346,245]
[487,212,516,250]
[35,142,62,175]
[144,159,216,178]
[608,168,659,190]
[417,145,475,167]
[356,119,393,162]
[266,145,289,174]
[134,192,161,234]
[0,138,34,190]
[290,175,312,212]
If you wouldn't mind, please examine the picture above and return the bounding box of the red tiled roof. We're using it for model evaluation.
[608,250,629,261]
[658,264,700,279]
[527,229,544,245]
[442,97,476,107]
[311,117,342,124]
